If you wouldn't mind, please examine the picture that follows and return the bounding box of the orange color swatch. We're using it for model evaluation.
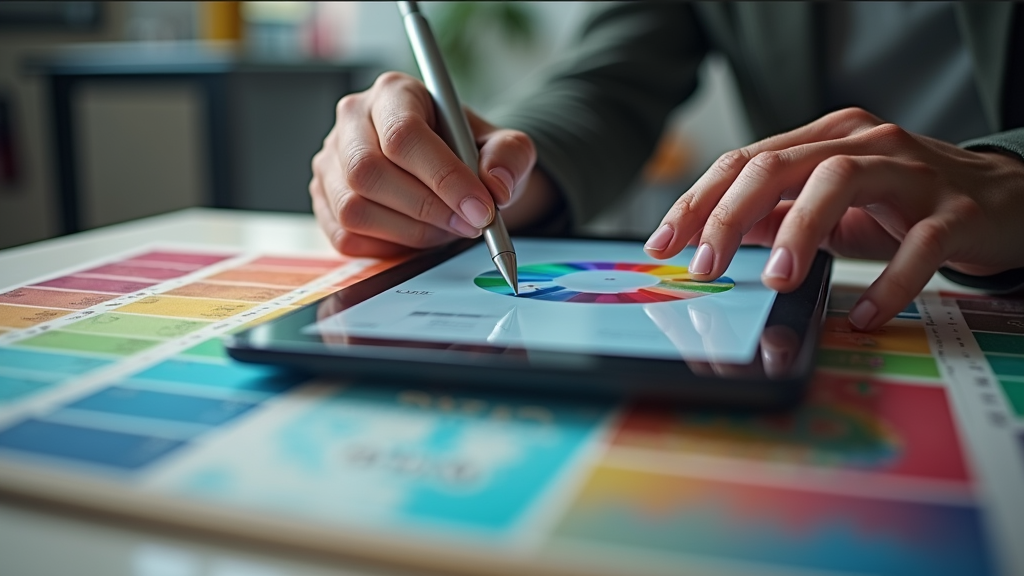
[819,317,931,355]
[204,268,322,287]
[164,282,289,303]
[0,304,74,328]
[116,296,254,320]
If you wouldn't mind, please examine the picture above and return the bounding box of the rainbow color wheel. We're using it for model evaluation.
[474,262,734,303]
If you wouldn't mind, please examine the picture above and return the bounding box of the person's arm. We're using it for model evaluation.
[938,128,1024,294]
[491,1,709,230]
[309,2,707,257]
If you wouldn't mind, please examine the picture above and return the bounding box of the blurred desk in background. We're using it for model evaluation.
[27,43,379,234]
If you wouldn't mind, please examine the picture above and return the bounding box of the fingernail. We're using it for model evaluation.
[763,246,793,280]
[460,197,491,228]
[690,243,714,275]
[645,224,674,251]
[449,213,480,238]
[849,299,878,331]
[489,167,515,205]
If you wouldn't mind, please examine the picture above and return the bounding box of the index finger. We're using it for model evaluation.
[646,107,883,259]
[369,75,495,230]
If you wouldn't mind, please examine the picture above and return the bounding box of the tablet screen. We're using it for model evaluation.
[309,239,776,363]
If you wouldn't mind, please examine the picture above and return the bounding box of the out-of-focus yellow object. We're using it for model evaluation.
[200,1,244,42]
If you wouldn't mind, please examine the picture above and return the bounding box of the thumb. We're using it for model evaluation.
[467,109,537,208]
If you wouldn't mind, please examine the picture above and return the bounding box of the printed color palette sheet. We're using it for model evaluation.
[0,248,1023,576]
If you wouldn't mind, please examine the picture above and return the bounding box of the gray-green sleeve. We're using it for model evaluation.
[489,2,709,229]
[938,127,1024,294]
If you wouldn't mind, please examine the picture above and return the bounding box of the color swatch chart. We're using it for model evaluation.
[0,247,396,470]
[0,248,1022,576]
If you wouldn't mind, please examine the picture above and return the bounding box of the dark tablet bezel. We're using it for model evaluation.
[226,238,832,409]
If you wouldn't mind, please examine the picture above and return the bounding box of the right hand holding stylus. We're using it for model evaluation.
[311,72,539,258]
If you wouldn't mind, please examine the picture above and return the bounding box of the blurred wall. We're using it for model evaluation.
[0,2,129,250]
[0,2,753,251]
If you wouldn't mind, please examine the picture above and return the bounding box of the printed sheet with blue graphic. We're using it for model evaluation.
[0,246,1023,576]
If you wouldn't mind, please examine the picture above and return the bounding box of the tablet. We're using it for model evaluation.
[226,238,832,408]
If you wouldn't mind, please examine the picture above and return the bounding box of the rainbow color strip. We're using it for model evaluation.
[474,262,734,304]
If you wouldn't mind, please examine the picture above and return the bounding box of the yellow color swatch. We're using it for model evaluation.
[116,296,254,320]
[0,304,73,328]
[231,306,301,332]
[292,288,340,307]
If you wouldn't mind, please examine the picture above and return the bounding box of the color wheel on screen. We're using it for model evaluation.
[474,262,734,303]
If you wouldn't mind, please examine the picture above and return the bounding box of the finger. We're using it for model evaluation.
[848,218,953,331]
[332,108,479,238]
[369,77,495,230]
[764,156,932,292]
[690,124,915,279]
[644,107,884,259]
[313,186,411,257]
[476,128,537,208]
[335,192,455,250]
[743,203,902,261]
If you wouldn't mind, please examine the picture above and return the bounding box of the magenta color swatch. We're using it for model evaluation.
[33,276,156,294]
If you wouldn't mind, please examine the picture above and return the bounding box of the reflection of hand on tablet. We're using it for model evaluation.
[644,302,798,379]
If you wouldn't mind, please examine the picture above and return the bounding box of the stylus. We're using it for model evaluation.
[397,0,519,294]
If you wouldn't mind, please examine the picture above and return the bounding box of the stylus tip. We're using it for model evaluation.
[493,251,518,295]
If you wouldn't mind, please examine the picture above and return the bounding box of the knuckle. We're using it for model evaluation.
[380,114,421,158]
[431,160,464,195]
[816,155,859,183]
[912,218,952,258]
[374,71,409,89]
[335,230,362,255]
[335,94,360,118]
[712,149,750,177]
[311,150,324,175]
[868,122,910,144]
[500,130,534,157]
[705,208,732,234]
[344,147,385,193]
[671,192,699,221]
[415,193,441,223]
[839,106,874,123]
[745,151,785,180]
[336,193,370,231]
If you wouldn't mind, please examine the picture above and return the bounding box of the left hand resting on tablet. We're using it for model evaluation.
[643,107,1024,331]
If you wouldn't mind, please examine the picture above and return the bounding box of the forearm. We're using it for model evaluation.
[489,1,708,230]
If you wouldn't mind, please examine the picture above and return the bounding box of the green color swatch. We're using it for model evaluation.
[986,354,1024,379]
[180,338,228,360]
[817,349,941,379]
[63,313,210,340]
[973,332,1024,356]
[16,331,160,357]
[999,379,1024,418]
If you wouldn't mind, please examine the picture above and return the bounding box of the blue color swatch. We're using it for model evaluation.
[0,347,112,375]
[0,418,185,470]
[0,373,60,403]
[132,359,305,393]
[66,386,257,426]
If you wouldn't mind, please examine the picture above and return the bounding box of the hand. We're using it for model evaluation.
[311,72,542,258]
[644,107,1024,331]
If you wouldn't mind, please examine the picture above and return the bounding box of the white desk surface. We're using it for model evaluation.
[0,208,973,576]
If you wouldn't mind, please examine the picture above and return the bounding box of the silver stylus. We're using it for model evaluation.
[397,0,519,294]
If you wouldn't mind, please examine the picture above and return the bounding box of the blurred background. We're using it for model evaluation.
[0,1,752,251]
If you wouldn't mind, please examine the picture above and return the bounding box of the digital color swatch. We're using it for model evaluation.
[474,262,734,304]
